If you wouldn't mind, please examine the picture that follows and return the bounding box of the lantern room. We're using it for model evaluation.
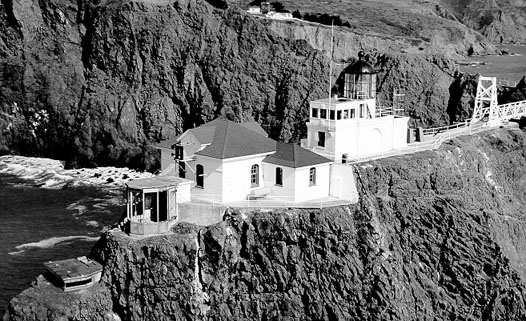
[339,54,377,100]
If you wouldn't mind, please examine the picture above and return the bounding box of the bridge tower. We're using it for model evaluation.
[472,76,498,123]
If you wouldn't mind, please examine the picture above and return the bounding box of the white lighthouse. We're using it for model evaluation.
[301,55,410,162]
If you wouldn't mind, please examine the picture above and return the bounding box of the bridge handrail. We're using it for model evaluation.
[496,100,526,119]
[422,119,473,136]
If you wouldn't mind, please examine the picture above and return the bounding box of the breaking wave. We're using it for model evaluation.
[0,155,154,190]
[11,236,100,255]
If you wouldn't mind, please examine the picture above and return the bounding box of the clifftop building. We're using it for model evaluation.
[124,56,407,233]
[302,57,409,162]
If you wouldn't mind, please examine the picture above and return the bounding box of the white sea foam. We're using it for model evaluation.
[0,155,154,190]
[15,235,99,250]
[67,201,88,216]
[8,250,25,256]
[86,221,100,227]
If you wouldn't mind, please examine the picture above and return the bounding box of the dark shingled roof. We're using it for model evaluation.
[155,119,267,149]
[188,126,216,144]
[263,142,332,168]
[239,122,268,137]
[196,120,276,159]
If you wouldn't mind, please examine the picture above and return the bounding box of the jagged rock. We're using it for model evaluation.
[0,0,512,170]
[437,0,526,45]
[6,128,526,320]
[0,0,332,169]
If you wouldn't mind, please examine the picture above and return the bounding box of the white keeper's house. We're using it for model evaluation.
[156,119,336,204]
[124,55,410,233]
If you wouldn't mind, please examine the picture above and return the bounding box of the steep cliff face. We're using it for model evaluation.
[6,127,526,320]
[242,0,499,56]
[0,0,331,169]
[0,0,504,170]
[265,18,498,61]
[260,0,526,46]
[438,0,526,45]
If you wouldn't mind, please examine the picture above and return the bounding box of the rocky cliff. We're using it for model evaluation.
[0,0,332,169]
[438,0,526,45]
[0,0,506,170]
[243,0,499,56]
[5,127,526,320]
[260,0,526,46]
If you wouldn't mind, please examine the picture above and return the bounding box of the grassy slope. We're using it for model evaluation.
[233,0,480,46]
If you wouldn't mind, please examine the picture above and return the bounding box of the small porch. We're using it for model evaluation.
[125,176,192,235]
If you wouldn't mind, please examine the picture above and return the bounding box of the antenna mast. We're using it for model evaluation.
[328,20,334,132]
[329,20,334,100]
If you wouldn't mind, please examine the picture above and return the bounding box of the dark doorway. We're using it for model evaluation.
[196,164,204,188]
[159,191,168,221]
[145,193,157,222]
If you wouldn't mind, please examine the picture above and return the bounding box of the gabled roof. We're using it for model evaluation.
[196,120,276,159]
[187,126,215,145]
[263,142,332,168]
[156,137,179,150]
[239,122,268,137]
[155,119,268,150]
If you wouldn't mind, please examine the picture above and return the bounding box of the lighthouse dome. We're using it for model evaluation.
[343,59,376,75]
[338,56,377,100]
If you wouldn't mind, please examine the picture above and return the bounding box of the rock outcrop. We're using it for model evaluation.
[437,0,526,45]
[0,0,332,169]
[5,127,526,320]
[265,12,497,59]
[0,0,510,170]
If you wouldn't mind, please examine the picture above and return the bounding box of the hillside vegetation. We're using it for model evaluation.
[235,0,526,47]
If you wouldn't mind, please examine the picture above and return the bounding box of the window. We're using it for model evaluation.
[337,110,342,120]
[320,108,327,119]
[251,164,259,187]
[174,145,184,160]
[317,131,325,148]
[311,107,319,118]
[196,164,204,188]
[309,167,316,186]
[329,110,335,120]
[275,167,283,186]
[350,109,356,118]
[360,104,366,118]
[342,153,348,164]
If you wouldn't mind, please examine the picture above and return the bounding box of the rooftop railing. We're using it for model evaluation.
[348,121,491,164]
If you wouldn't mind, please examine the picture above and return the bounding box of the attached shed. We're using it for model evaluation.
[126,176,192,235]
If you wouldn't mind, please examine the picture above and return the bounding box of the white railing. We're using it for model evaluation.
[348,121,490,164]
[422,119,472,136]
[189,193,358,209]
[496,100,526,120]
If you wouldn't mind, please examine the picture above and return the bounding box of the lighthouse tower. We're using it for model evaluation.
[301,55,409,162]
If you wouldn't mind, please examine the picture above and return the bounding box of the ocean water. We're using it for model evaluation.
[459,45,526,84]
[0,174,125,316]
